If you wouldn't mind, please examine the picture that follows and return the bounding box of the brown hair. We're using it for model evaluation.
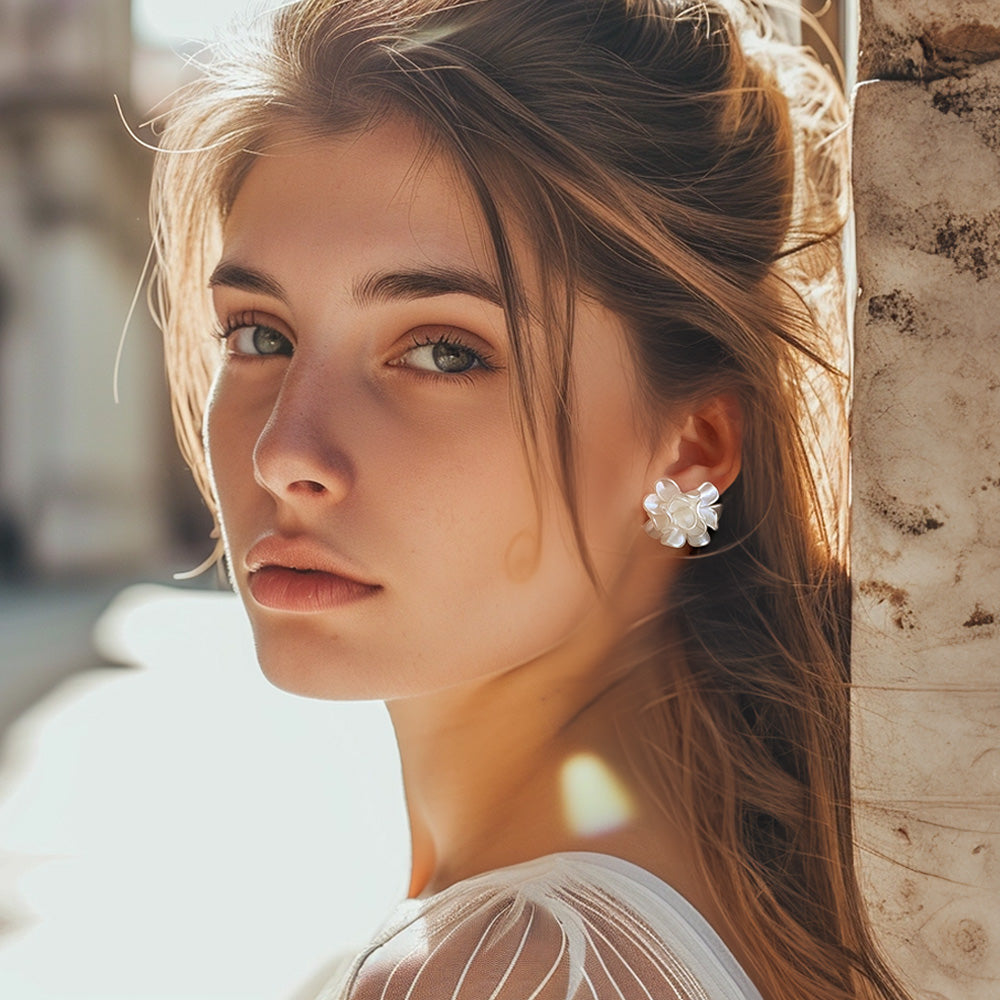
[149,2,908,997]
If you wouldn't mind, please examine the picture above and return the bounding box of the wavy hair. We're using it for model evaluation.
[149,2,908,997]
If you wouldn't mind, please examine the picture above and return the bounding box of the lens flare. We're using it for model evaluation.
[559,752,635,838]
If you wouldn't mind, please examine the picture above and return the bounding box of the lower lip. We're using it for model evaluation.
[248,566,381,612]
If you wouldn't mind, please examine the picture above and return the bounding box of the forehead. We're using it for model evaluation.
[221,117,498,288]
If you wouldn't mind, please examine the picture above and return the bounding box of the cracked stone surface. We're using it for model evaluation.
[859,0,1000,80]
[852,45,1000,1000]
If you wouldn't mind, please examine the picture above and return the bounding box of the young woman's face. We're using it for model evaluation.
[205,117,672,700]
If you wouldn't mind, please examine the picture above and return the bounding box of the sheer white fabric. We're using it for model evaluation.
[310,852,763,1000]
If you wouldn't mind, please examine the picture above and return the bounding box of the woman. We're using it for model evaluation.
[149,1,909,997]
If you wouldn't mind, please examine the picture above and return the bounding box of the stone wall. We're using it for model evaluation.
[852,1,1000,997]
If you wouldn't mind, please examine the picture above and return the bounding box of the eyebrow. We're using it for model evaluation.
[209,261,504,309]
[352,266,503,308]
[209,262,288,301]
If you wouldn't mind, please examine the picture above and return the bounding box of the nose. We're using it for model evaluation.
[252,365,354,505]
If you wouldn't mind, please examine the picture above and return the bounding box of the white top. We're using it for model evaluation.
[311,852,764,1000]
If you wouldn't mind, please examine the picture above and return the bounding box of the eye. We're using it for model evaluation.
[220,316,293,357]
[393,332,497,376]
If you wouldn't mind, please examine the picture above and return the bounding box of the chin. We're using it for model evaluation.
[249,626,433,701]
[248,625,376,700]
[255,653,385,701]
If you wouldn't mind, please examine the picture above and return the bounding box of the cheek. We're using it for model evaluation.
[374,401,633,651]
[202,375,267,529]
[584,433,648,544]
[574,412,651,575]
[371,449,593,677]
[390,443,537,584]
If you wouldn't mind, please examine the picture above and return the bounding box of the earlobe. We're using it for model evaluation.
[639,395,741,548]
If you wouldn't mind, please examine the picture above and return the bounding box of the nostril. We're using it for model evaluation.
[251,411,353,501]
[290,480,327,495]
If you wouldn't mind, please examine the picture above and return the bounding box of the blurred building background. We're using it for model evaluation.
[0,0,226,589]
[0,0,257,772]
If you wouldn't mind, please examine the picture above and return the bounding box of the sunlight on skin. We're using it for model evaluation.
[559,752,636,838]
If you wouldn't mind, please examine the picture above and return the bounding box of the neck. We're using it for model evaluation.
[384,612,768,993]
[386,611,693,900]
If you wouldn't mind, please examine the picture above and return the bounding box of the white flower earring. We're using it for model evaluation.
[642,478,721,548]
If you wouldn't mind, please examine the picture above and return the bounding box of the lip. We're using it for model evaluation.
[245,536,381,613]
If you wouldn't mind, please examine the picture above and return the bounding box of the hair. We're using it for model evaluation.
[148,2,909,998]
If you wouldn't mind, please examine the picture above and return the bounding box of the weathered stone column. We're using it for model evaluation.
[852,2,1000,997]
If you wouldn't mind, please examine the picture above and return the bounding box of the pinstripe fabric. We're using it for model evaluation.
[312,853,763,1000]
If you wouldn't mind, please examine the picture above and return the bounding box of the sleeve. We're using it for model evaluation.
[333,870,725,1000]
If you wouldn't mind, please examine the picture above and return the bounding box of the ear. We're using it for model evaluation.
[646,393,742,496]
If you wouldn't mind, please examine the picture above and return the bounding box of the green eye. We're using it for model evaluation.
[397,335,495,376]
[409,341,481,373]
[226,323,293,357]
[251,325,291,355]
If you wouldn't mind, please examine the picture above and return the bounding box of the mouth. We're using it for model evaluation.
[248,565,381,613]
[244,536,382,613]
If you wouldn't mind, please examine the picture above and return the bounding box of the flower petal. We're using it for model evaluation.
[663,526,687,547]
[655,478,680,501]
[643,520,660,538]
[701,506,719,530]
[674,507,698,530]
[687,529,711,547]
[697,482,719,504]
[643,493,660,514]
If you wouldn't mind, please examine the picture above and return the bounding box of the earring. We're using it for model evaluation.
[643,478,721,548]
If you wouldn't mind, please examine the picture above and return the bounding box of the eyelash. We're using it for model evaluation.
[398,331,501,383]
[214,312,501,382]
[214,311,283,344]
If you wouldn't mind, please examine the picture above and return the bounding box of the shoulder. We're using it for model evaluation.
[340,855,739,1000]
[347,883,573,999]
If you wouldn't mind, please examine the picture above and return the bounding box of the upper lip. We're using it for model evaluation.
[245,535,380,587]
